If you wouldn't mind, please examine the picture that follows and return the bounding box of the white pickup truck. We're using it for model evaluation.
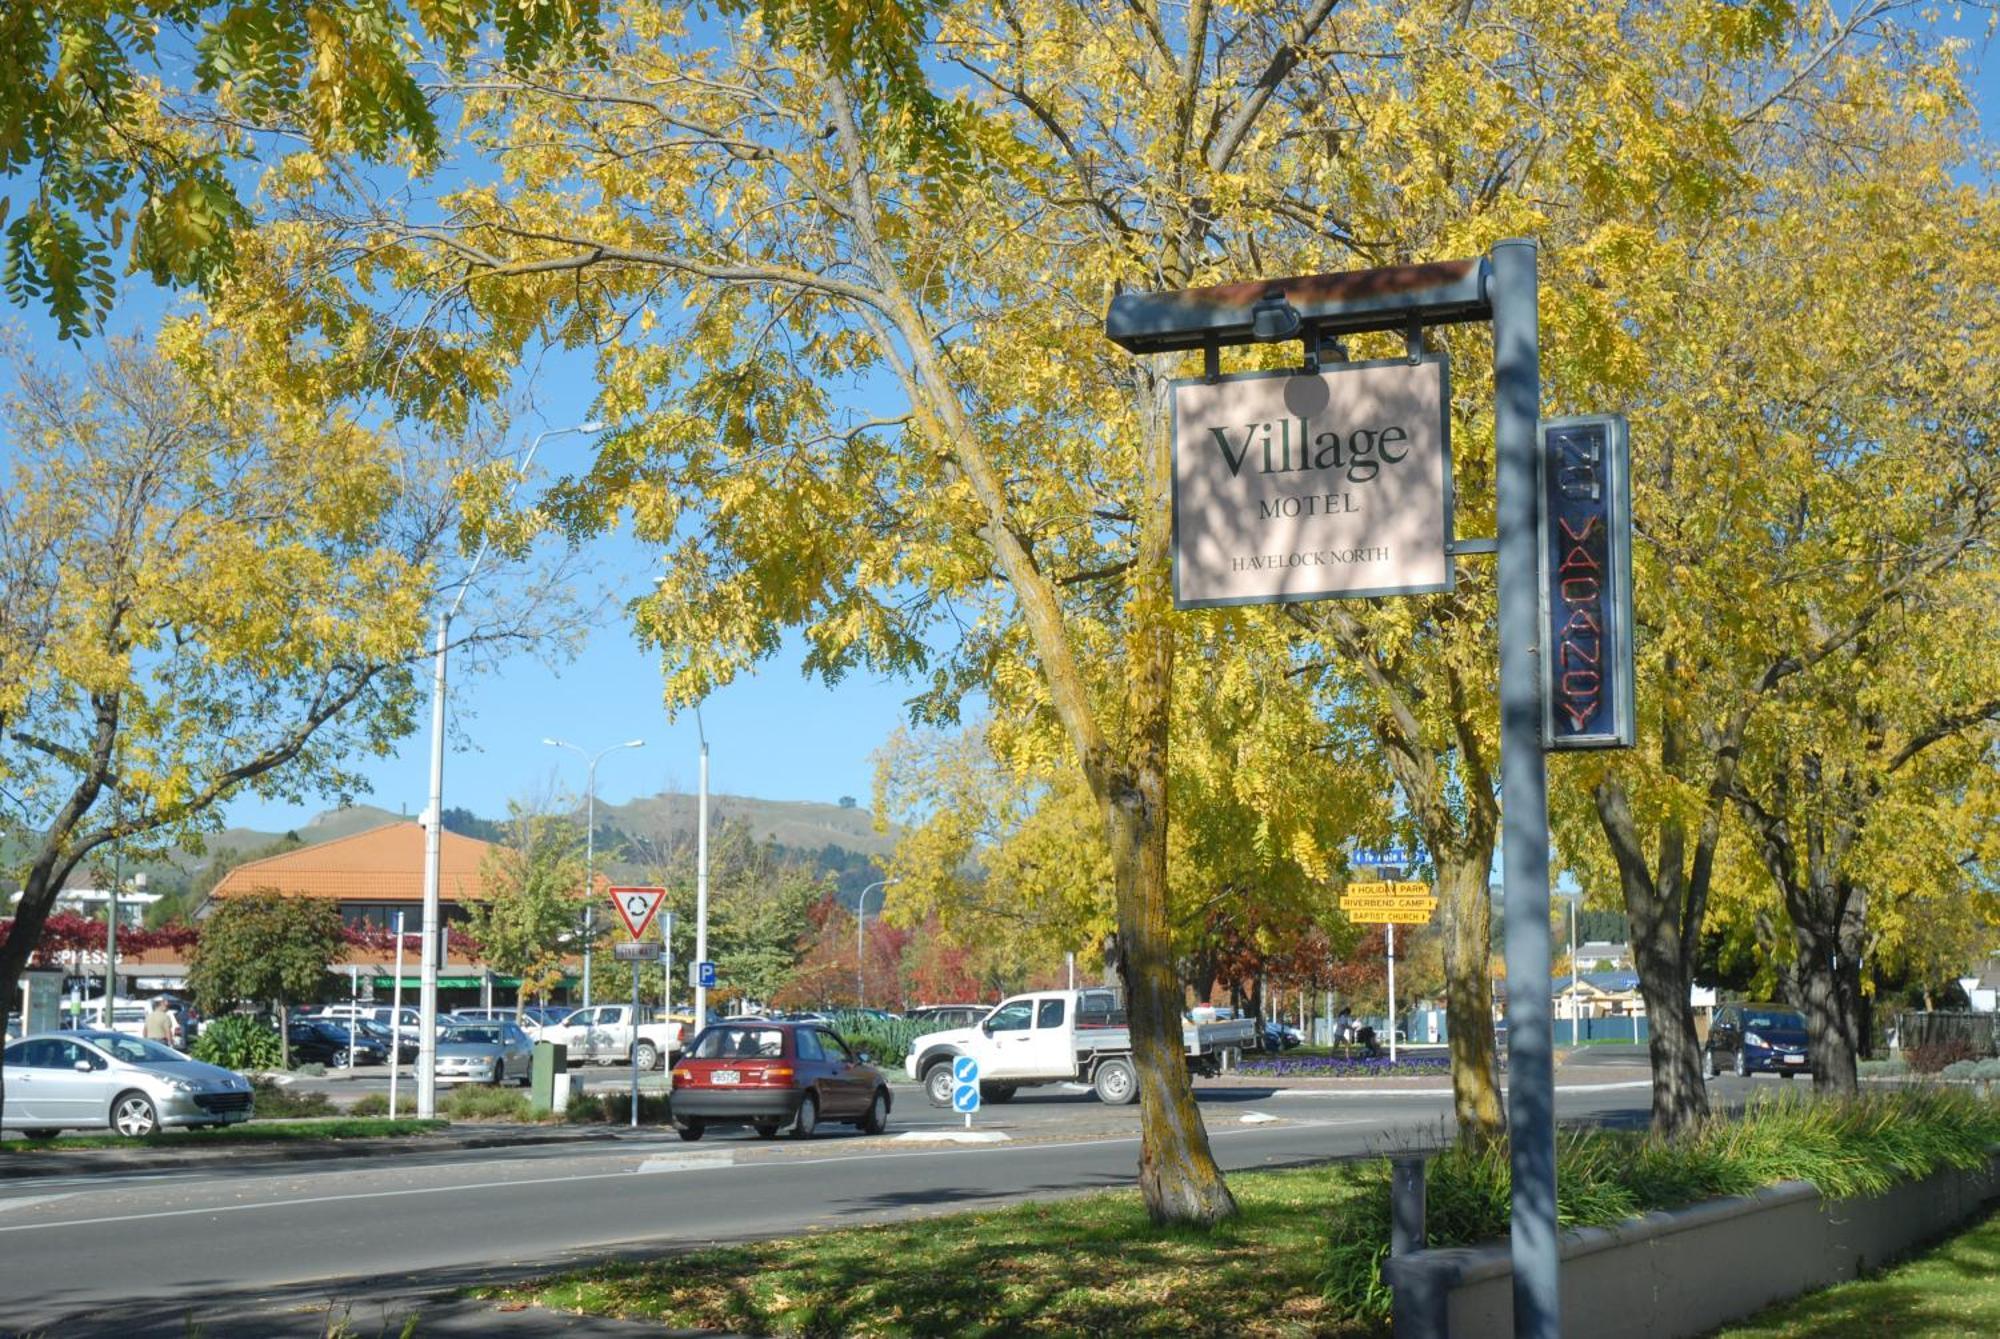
[904,988,1258,1105]
[537,1004,683,1070]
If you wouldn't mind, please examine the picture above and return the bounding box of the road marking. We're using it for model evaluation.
[1238,1112,1278,1124]
[0,1192,75,1211]
[637,1151,735,1174]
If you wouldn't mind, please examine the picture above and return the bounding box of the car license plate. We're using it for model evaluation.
[1784,1054,1804,1064]
[713,1070,740,1085]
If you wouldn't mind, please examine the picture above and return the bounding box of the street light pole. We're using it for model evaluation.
[544,737,646,1011]
[855,878,896,1009]
[417,420,604,1119]
[694,708,710,1028]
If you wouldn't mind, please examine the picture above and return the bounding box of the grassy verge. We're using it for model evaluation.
[2,1118,446,1150]
[1718,1208,2000,1337]
[485,1163,1380,1337]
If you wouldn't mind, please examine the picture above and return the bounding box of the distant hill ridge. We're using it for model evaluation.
[179,792,896,907]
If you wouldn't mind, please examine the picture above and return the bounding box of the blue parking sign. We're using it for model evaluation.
[696,960,716,989]
[952,1082,981,1113]
[952,1055,980,1085]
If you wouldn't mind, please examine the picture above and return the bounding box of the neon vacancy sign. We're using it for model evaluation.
[1538,415,1635,749]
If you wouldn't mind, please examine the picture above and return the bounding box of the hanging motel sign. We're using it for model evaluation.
[1539,415,1635,748]
[1171,359,1454,607]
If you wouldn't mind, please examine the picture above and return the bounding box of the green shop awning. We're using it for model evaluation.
[370,974,516,989]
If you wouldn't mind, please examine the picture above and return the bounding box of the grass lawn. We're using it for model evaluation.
[487,1162,1382,1337]
[1717,1208,2000,1338]
[1,1118,446,1150]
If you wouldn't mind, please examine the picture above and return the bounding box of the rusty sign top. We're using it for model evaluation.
[1105,258,1492,354]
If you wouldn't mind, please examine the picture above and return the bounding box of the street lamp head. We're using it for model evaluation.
[578,420,607,434]
[622,738,645,749]
[542,737,566,748]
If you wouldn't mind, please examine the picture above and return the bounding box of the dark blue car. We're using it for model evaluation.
[286,1019,389,1067]
[1704,1004,1811,1078]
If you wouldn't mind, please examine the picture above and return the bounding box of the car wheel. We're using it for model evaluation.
[1702,1048,1716,1080]
[790,1091,819,1140]
[490,1062,505,1087]
[925,1062,955,1107]
[675,1119,705,1142]
[1734,1049,1748,1078]
[981,1084,1017,1104]
[330,1048,350,1069]
[112,1092,160,1138]
[1093,1058,1138,1106]
[859,1090,889,1135]
[754,1122,780,1139]
[636,1041,661,1071]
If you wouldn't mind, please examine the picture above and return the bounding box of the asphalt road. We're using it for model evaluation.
[0,1067,1681,1337]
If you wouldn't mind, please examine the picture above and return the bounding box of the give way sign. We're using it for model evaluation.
[607,886,667,940]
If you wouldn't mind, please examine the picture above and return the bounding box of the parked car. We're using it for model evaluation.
[285,1019,388,1067]
[670,1020,891,1141]
[538,1004,683,1070]
[306,1004,430,1035]
[1,1030,255,1137]
[433,1021,535,1086]
[355,1019,420,1064]
[1261,1021,1304,1051]
[1705,1004,1811,1078]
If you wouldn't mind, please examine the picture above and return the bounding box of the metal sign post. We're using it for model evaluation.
[1109,244,1585,1339]
[606,888,667,1130]
[1493,238,1558,1339]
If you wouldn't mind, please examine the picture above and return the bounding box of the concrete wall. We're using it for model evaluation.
[1382,1150,2000,1338]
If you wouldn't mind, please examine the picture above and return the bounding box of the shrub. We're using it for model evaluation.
[348,1093,391,1116]
[190,1015,284,1072]
[825,1010,926,1068]
[1320,1088,2000,1321]
[1940,1058,2000,1082]
[438,1085,533,1122]
[565,1090,671,1124]
[1906,1038,1981,1073]
[1857,1056,1909,1077]
[292,1062,327,1077]
[249,1076,335,1119]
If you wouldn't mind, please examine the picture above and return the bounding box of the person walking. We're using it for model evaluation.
[142,998,180,1049]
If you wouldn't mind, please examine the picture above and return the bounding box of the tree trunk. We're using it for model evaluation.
[1106,780,1237,1225]
[1595,771,1714,1136]
[1437,851,1505,1145]
[1789,919,1861,1096]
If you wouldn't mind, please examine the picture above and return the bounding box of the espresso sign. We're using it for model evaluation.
[1172,358,1454,608]
[1539,414,1634,749]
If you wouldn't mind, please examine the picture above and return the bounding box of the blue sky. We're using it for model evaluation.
[12,14,2000,836]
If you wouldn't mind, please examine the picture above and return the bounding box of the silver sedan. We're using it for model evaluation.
[1,1030,255,1137]
[433,1022,535,1086]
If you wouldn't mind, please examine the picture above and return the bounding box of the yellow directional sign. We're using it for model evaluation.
[1345,880,1431,897]
[1342,905,1436,925]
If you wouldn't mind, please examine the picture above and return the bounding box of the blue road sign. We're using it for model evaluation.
[696,960,717,989]
[952,1055,980,1085]
[1354,845,1421,868]
[952,1082,981,1113]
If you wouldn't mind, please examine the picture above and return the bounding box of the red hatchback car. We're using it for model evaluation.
[670,1021,892,1141]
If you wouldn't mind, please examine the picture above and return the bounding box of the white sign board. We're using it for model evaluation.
[1172,358,1454,607]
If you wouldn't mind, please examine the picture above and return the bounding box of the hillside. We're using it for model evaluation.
[599,791,897,861]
